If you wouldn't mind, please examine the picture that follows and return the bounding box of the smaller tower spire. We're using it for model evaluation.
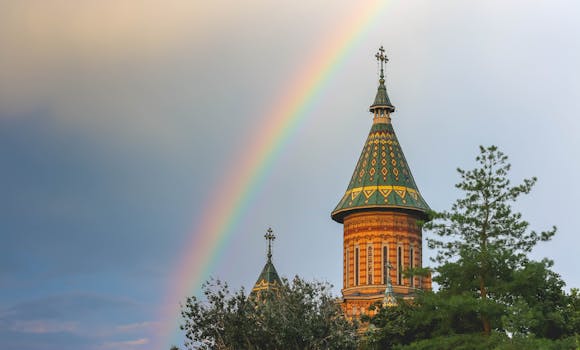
[265,227,275,261]
[370,46,395,114]
[251,227,282,294]
[383,263,397,307]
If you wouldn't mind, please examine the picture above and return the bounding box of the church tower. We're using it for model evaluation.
[251,228,282,294]
[331,47,431,317]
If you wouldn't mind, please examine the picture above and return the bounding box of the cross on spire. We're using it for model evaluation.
[365,45,396,114]
[375,46,388,80]
[264,227,276,260]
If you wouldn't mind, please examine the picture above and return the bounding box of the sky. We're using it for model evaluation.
[1,0,580,349]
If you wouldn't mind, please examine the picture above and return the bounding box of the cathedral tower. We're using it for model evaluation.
[331,47,431,317]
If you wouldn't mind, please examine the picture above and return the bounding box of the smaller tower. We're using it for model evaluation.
[383,264,397,307]
[251,228,282,294]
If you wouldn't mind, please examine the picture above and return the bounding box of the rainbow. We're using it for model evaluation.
[159,0,388,346]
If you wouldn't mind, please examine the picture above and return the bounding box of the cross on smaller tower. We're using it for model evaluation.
[264,227,276,260]
[385,262,393,285]
[384,262,397,306]
[375,46,388,79]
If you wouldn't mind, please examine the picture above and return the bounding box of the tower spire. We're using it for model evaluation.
[252,227,282,294]
[331,48,429,224]
[370,46,395,114]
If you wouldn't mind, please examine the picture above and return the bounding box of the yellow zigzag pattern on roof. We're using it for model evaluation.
[343,185,420,201]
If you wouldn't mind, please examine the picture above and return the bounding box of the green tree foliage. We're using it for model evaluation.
[361,300,416,349]
[425,145,556,334]
[502,259,570,338]
[568,289,580,339]
[180,277,358,350]
[396,333,578,350]
[363,146,579,349]
[362,291,495,349]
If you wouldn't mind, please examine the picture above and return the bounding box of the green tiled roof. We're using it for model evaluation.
[370,77,395,113]
[332,53,429,223]
[252,259,281,293]
[331,119,430,223]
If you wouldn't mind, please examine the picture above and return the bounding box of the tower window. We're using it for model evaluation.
[345,248,349,287]
[409,245,414,287]
[367,245,373,285]
[355,247,359,286]
[382,245,388,284]
[397,246,403,285]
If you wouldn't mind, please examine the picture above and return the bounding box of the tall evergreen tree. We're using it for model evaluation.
[362,146,577,349]
[425,145,556,335]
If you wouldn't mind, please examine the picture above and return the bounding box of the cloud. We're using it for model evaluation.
[102,338,149,349]
[9,320,78,334]
[0,1,195,109]
[0,0,359,148]
[0,293,145,334]
[0,293,139,321]
[115,321,159,333]
[0,0,245,146]
[0,294,157,349]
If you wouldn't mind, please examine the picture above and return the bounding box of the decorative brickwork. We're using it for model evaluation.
[340,211,431,318]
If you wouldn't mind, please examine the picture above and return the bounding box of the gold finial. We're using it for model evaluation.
[375,46,388,79]
[264,227,276,260]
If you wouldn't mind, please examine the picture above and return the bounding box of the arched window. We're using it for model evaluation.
[367,245,373,285]
[345,248,349,287]
[397,245,403,285]
[409,245,415,287]
[382,245,388,284]
[355,247,359,286]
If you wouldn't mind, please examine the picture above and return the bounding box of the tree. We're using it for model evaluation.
[425,145,556,335]
[564,289,580,337]
[180,276,358,350]
[360,299,416,349]
[363,290,495,349]
[501,259,571,339]
[363,146,577,348]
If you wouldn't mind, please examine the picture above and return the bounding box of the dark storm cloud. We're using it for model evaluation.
[0,114,171,277]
